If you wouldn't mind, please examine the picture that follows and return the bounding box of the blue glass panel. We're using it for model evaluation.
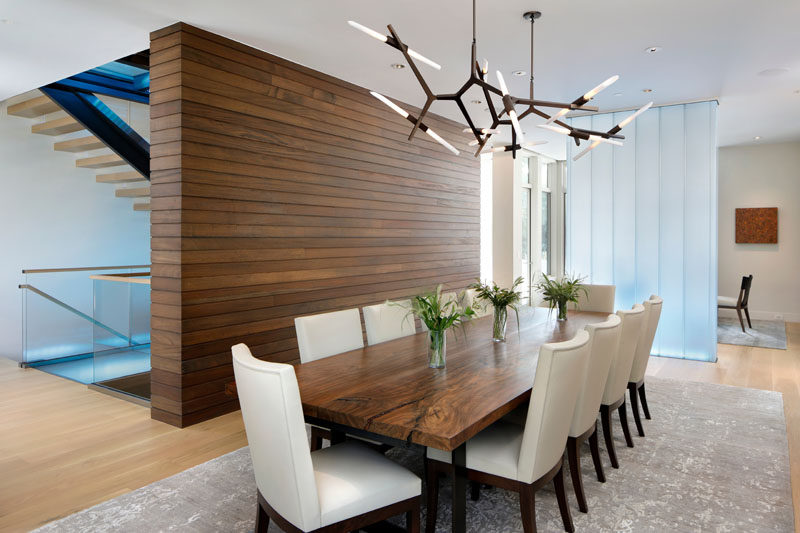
[590,114,615,284]
[612,112,637,310]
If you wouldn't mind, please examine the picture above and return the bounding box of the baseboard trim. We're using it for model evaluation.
[718,309,800,323]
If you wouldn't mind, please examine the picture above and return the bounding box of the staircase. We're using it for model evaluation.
[7,91,150,211]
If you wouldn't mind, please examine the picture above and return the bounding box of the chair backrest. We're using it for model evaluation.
[294,308,364,363]
[739,275,753,307]
[362,300,416,345]
[569,284,616,313]
[463,288,492,318]
[569,314,621,438]
[602,304,646,405]
[232,344,321,531]
[518,330,590,483]
[629,295,663,383]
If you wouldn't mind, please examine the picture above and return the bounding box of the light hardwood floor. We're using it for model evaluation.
[1,324,798,532]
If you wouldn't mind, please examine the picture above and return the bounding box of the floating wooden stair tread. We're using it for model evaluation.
[76,153,126,169]
[7,95,60,118]
[96,170,146,184]
[31,116,82,136]
[54,135,105,152]
[116,186,150,198]
[133,202,151,211]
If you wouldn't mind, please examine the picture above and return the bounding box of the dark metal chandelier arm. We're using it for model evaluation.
[387,25,433,99]
[409,96,435,141]
[512,97,600,112]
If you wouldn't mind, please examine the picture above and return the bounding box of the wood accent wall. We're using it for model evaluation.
[149,22,480,427]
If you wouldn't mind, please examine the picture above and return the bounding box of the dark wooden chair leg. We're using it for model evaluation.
[628,383,645,437]
[600,404,619,469]
[588,425,606,482]
[566,437,587,513]
[519,483,537,533]
[736,307,746,332]
[618,401,634,448]
[744,306,752,328]
[553,464,574,533]
[424,459,439,533]
[255,499,270,533]
[639,383,651,420]
[407,498,420,533]
[310,426,328,452]
[470,481,481,501]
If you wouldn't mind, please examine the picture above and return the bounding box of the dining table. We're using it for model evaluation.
[295,306,608,533]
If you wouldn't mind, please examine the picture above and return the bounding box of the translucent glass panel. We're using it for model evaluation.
[567,101,718,361]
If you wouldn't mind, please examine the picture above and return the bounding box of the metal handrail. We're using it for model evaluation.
[19,284,132,344]
[22,265,149,274]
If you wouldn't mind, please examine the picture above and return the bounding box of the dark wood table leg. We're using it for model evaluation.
[452,443,467,533]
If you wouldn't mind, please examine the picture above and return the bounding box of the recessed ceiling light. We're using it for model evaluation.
[613,92,623,97]
[642,88,653,93]
[0,18,9,24]
[753,136,761,141]
[794,89,800,94]
[512,70,526,77]
[390,63,405,70]
[758,68,789,77]
[645,46,662,54]
[471,99,482,104]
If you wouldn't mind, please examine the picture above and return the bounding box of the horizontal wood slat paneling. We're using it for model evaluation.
[149,22,480,427]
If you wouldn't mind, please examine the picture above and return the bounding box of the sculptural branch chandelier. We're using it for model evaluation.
[349,1,653,159]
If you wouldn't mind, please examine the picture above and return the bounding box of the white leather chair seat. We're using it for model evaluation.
[426,420,523,481]
[312,441,421,526]
[717,295,737,306]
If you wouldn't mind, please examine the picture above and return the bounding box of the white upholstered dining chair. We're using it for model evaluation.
[463,288,492,318]
[294,308,364,450]
[566,314,621,513]
[232,344,421,533]
[294,308,364,363]
[599,304,646,469]
[628,294,663,437]
[570,284,616,313]
[424,330,591,533]
[362,300,415,345]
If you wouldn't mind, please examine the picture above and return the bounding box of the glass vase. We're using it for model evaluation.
[492,305,508,342]
[557,300,568,321]
[428,329,447,368]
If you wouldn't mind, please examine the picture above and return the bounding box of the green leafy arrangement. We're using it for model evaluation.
[409,285,475,333]
[468,276,524,328]
[469,276,524,309]
[533,273,587,313]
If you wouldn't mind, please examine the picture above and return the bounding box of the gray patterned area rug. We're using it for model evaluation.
[717,316,787,349]
[35,378,794,533]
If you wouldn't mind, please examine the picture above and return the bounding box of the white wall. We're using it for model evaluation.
[0,94,150,361]
[718,141,800,323]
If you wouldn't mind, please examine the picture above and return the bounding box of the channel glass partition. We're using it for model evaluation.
[566,101,718,361]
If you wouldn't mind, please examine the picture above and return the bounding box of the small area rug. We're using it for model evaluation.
[34,377,794,532]
[717,316,787,349]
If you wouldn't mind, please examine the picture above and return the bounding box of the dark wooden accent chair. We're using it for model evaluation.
[232,344,421,533]
[425,331,592,533]
[718,275,753,333]
[628,295,663,437]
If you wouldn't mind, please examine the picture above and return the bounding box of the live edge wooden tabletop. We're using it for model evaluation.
[295,308,608,451]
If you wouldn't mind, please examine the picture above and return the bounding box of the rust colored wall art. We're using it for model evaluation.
[735,207,778,243]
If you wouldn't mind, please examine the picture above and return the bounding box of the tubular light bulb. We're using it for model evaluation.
[508,110,524,142]
[496,70,509,95]
[545,108,569,125]
[589,135,623,146]
[522,141,548,148]
[408,49,442,70]
[573,140,602,161]
[468,140,479,146]
[538,123,570,135]
[348,20,441,70]
[583,75,619,100]
[348,20,388,43]
[482,59,489,75]
[462,127,500,134]
[490,145,508,153]
[617,101,653,129]
[425,128,460,155]
[370,91,409,118]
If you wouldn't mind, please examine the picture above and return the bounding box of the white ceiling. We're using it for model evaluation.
[1,0,799,160]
